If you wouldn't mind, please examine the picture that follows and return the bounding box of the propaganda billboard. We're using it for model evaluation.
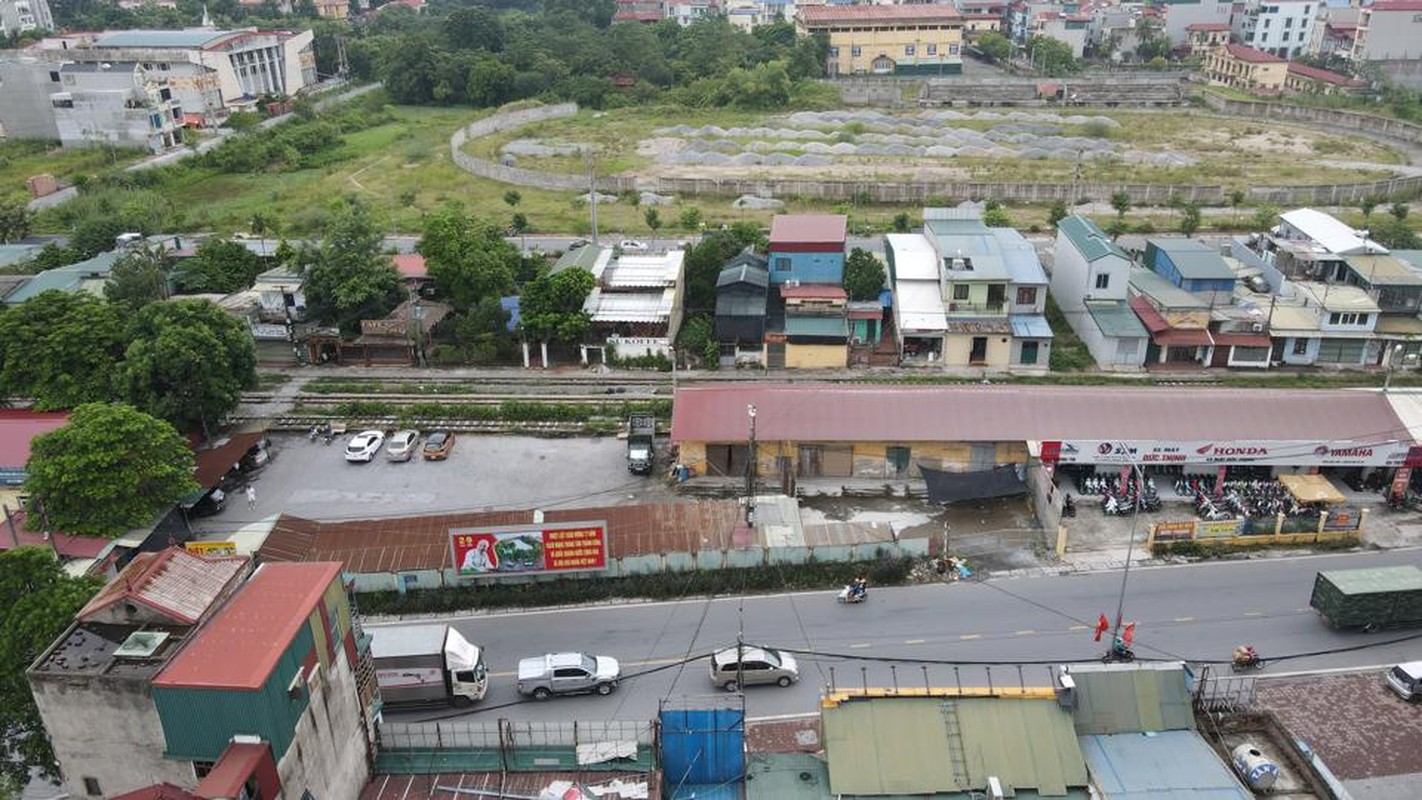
[450,521,608,578]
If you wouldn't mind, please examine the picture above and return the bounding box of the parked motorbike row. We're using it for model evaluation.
[1070,474,1162,516]
[1180,478,1316,522]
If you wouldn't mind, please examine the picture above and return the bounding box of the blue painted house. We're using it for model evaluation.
[767,213,847,286]
[1144,238,1237,306]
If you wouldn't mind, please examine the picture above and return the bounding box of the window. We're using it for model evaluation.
[48,70,59,82]
[553,667,586,678]
[927,44,937,55]
[953,284,970,300]
[1020,340,1039,365]
[851,45,861,57]
[1292,338,1309,355]
[192,761,216,779]
[51,98,73,109]
[1284,17,1292,27]
[949,44,960,55]
[1016,286,1038,306]
[1328,312,1363,325]
[905,44,916,56]
[774,257,791,272]
[887,446,911,477]
[1299,31,1307,41]
[1094,273,1110,290]
[83,778,102,796]
[828,46,839,57]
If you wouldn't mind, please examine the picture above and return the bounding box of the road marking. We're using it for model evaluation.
[1173,617,1195,623]
[905,639,925,645]
[1068,624,1088,631]
[1015,630,1035,636]
[1244,611,1265,617]
[850,643,872,649]
[960,634,981,641]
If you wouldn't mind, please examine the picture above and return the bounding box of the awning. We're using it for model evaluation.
[193,432,264,491]
[1011,314,1055,339]
[1211,332,1272,347]
[1278,473,1347,504]
[1155,328,1215,347]
[1376,315,1422,336]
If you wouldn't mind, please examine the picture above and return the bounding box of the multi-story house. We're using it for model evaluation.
[797,3,965,76]
[664,0,722,27]
[0,0,52,34]
[1351,0,1422,62]
[1144,237,1238,307]
[1233,0,1318,59]
[1202,43,1288,95]
[1029,10,1090,59]
[1051,215,1148,371]
[1185,22,1232,54]
[50,62,186,153]
[1158,0,1233,46]
[768,214,847,286]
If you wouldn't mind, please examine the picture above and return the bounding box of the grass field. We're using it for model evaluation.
[0,140,145,200]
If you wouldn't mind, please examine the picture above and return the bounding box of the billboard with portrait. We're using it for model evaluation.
[450,521,608,578]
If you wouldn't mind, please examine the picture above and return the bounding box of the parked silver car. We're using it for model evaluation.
[386,430,419,462]
[709,646,799,692]
[516,652,620,699]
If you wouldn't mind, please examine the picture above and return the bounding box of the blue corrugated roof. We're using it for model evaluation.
[1011,314,1054,339]
[1079,731,1253,799]
[96,29,235,49]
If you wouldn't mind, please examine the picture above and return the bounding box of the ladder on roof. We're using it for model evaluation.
[940,699,971,788]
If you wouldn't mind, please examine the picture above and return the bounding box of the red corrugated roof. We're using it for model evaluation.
[195,741,271,796]
[1224,43,1285,63]
[1212,331,1272,347]
[668,384,1412,445]
[769,214,847,248]
[1287,62,1364,86]
[1187,22,1231,31]
[1128,295,1169,335]
[0,508,111,559]
[1368,0,1422,11]
[192,432,263,491]
[78,547,247,624]
[781,284,848,300]
[392,253,427,279]
[153,561,342,690]
[0,409,68,467]
[1155,328,1215,347]
[799,4,962,23]
[258,501,743,572]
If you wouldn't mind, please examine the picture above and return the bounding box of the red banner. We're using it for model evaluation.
[451,522,608,577]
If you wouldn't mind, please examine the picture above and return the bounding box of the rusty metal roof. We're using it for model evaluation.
[669,384,1412,445]
[78,547,248,625]
[259,501,744,572]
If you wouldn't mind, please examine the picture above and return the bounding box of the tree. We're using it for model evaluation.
[175,239,264,294]
[518,268,594,343]
[1391,202,1410,222]
[843,248,886,302]
[121,299,257,437]
[679,206,703,231]
[1371,217,1421,249]
[418,203,520,310]
[1253,203,1280,232]
[0,195,32,243]
[1134,18,1171,61]
[1180,203,1202,237]
[104,246,170,311]
[682,231,749,315]
[24,402,198,537]
[1026,35,1079,77]
[644,207,662,235]
[1229,189,1247,228]
[503,190,522,211]
[982,204,1013,228]
[0,547,103,790]
[70,217,134,260]
[1048,200,1069,228]
[1110,191,1132,221]
[1360,196,1377,225]
[892,212,912,233]
[294,199,403,334]
[976,32,1012,64]
[0,292,125,409]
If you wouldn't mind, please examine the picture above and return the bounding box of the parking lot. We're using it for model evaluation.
[190,431,678,534]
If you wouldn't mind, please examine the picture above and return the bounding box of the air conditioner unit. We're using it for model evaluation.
[1251,322,1264,332]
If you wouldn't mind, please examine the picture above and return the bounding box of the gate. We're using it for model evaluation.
[660,699,745,799]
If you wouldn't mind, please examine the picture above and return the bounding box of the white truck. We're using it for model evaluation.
[370,624,488,708]
[516,652,621,699]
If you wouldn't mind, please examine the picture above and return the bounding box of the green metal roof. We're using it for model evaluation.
[822,698,1087,796]
[1085,300,1148,339]
[1319,565,1422,595]
[4,252,120,305]
[785,316,848,337]
[1068,662,1196,735]
[1059,216,1129,262]
[0,243,43,268]
[747,752,1089,800]
[551,244,604,275]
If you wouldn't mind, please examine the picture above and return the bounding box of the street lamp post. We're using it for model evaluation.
[1107,448,1146,656]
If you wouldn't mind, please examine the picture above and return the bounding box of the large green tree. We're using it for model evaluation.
[294,199,403,334]
[843,248,887,302]
[518,267,594,343]
[418,203,520,309]
[682,230,756,315]
[0,292,125,409]
[0,196,32,243]
[1027,35,1079,77]
[24,403,198,537]
[0,547,103,791]
[176,239,264,294]
[976,32,1012,63]
[121,299,257,436]
[104,247,171,311]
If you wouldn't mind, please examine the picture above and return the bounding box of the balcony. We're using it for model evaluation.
[946,301,1007,316]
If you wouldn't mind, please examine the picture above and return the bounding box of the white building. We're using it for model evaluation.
[581,248,686,363]
[1157,0,1232,46]
[1351,0,1422,62]
[0,0,52,35]
[1234,0,1319,59]
[1052,215,1148,371]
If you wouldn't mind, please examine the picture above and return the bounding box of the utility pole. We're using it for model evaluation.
[586,149,599,245]
[745,404,757,527]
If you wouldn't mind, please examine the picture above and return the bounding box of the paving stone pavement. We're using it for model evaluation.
[1255,672,1422,782]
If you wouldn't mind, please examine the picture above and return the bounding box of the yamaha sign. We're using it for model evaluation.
[1044,439,1414,467]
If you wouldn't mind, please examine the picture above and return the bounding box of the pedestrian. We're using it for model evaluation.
[245,484,257,509]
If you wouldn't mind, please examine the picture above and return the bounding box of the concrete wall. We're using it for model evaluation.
[942,331,1012,366]
[274,642,370,800]
[0,59,61,139]
[29,674,193,797]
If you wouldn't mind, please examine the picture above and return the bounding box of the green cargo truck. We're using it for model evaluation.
[1310,565,1422,631]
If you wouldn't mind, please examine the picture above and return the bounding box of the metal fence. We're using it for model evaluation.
[379,719,655,751]
[1193,669,1257,713]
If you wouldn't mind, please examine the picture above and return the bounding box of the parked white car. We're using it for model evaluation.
[386,430,419,462]
[344,430,386,463]
[618,239,648,251]
[516,653,620,699]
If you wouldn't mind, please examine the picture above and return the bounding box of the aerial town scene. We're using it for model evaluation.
[4,0,1422,798]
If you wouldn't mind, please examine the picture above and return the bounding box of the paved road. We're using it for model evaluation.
[381,549,1422,723]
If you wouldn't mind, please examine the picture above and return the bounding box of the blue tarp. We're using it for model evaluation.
[660,707,745,795]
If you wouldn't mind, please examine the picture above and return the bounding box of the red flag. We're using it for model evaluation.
[1122,622,1137,647]
[1093,614,1110,641]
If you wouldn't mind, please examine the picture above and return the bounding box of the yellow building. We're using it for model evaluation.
[797,3,965,77]
[1202,44,1288,95]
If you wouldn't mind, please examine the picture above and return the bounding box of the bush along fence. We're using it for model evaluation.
[453,101,1422,207]
[355,553,921,615]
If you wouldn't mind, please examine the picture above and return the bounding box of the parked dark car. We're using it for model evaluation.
[423,430,456,461]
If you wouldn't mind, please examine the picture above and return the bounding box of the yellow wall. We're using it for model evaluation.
[785,343,848,369]
[942,333,1013,367]
[817,24,964,76]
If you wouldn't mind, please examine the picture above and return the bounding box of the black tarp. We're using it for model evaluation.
[920,464,1027,505]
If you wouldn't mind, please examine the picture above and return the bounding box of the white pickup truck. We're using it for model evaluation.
[516,652,621,699]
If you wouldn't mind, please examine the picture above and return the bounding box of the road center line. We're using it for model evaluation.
[1015,630,1034,636]
[960,634,981,640]
[1173,617,1195,622]
[850,643,872,649]
[905,639,925,645]
[1068,625,1088,631]
[1244,611,1265,616]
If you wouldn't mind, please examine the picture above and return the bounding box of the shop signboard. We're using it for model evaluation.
[185,541,238,556]
[1152,521,1196,542]
[1198,519,1243,538]
[1047,439,1411,467]
[1323,507,1362,531]
[450,521,608,578]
